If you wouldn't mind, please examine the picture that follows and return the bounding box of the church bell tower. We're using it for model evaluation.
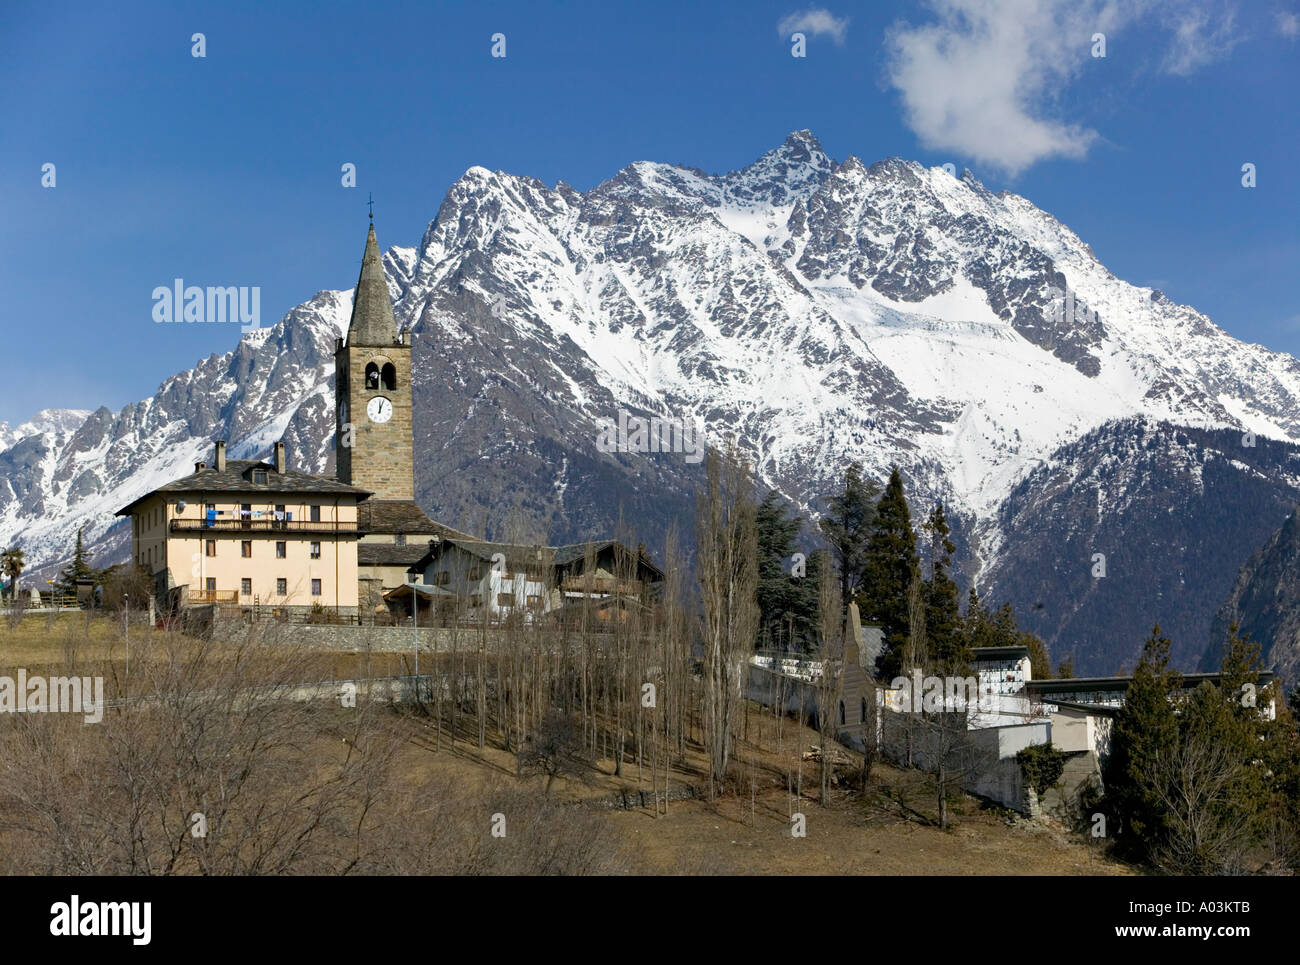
[335,218,414,501]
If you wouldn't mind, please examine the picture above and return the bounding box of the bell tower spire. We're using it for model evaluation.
[346,219,399,347]
[334,219,413,500]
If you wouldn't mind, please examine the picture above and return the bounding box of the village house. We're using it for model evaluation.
[390,538,664,625]
[115,440,369,618]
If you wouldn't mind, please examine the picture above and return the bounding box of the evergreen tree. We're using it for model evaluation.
[921,503,964,672]
[861,466,919,678]
[1218,623,1300,855]
[1154,680,1260,873]
[53,528,98,597]
[755,492,820,651]
[1105,624,1181,860]
[818,462,878,609]
[1056,654,1075,679]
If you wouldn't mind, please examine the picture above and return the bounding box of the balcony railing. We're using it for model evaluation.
[187,589,239,604]
[560,577,644,595]
[170,519,359,534]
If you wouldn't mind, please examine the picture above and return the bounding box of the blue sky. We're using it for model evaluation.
[1,0,1296,426]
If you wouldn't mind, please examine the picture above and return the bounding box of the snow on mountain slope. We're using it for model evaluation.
[3,130,1298,675]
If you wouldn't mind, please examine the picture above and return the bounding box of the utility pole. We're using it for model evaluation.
[123,594,130,696]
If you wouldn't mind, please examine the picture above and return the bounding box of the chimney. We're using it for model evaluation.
[195,461,207,473]
[274,441,286,474]
[214,440,227,471]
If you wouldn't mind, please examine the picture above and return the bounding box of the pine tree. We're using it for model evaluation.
[1105,624,1181,860]
[53,528,98,597]
[861,466,919,678]
[755,492,820,651]
[921,503,964,672]
[818,462,878,608]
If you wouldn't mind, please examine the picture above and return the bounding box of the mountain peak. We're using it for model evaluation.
[720,130,833,208]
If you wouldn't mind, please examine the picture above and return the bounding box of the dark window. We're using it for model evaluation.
[205,540,216,557]
[497,593,514,607]
[311,579,322,596]
[310,505,321,522]
[861,698,868,725]
[240,578,252,595]
[394,533,406,547]
[276,578,287,595]
[838,701,846,726]
[205,578,216,593]
[241,503,251,519]
[276,541,286,559]
[526,595,543,608]
[252,470,267,485]
[310,541,321,559]
[241,540,252,558]
[380,362,397,390]
[469,593,482,607]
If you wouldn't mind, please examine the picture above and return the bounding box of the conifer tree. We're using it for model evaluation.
[53,528,98,597]
[921,503,964,672]
[862,466,919,678]
[818,462,878,608]
[755,491,820,651]
[1105,624,1181,859]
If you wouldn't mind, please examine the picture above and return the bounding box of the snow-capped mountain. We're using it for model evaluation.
[5,131,1299,675]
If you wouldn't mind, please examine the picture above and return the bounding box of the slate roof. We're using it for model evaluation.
[115,460,371,516]
[357,500,473,539]
[404,537,664,580]
[358,542,440,568]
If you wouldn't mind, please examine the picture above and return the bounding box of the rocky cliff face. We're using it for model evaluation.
[5,131,1300,674]
[1203,508,1300,687]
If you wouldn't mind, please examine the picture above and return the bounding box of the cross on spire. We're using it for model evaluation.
[367,192,374,221]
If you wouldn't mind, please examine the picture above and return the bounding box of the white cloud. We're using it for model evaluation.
[884,0,1244,176]
[778,8,850,44]
[1277,11,1300,39]
[885,0,1123,176]
[1160,4,1243,74]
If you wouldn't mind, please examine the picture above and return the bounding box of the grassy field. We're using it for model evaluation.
[375,705,1133,875]
[0,613,1136,875]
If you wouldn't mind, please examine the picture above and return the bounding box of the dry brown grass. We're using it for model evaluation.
[0,616,1136,875]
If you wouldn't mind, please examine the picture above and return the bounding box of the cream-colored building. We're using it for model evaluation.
[117,217,484,621]
[116,440,370,618]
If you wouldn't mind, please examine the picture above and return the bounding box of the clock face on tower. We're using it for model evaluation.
[366,396,393,424]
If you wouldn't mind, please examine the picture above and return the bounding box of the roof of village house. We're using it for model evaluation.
[404,537,664,580]
[357,500,473,539]
[115,460,372,516]
[358,542,439,568]
[971,645,1032,660]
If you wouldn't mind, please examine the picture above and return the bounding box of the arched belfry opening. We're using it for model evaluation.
[365,362,380,389]
[380,362,397,390]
